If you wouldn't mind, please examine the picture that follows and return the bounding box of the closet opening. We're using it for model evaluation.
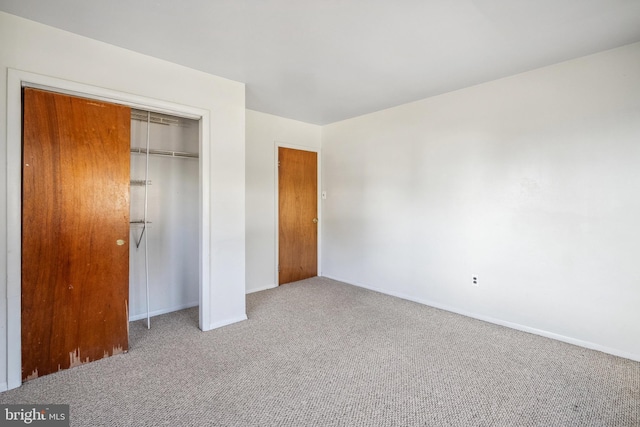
[6,70,213,390]
[129,109,200,329]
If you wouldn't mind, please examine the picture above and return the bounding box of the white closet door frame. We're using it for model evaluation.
[6,69,211,390]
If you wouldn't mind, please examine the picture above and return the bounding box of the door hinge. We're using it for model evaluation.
[277,264,280,272]
[277,161,280,167]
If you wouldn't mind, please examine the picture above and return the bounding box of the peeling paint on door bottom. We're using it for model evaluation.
[24,368,39,381]
[111,345,125,357]
[69,348,91,368]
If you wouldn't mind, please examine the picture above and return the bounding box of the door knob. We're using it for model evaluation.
[312,218,318,224]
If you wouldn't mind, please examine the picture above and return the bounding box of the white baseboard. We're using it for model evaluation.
[128,301,199,322]
[322,274,640,363]
[246,284,277,294]
[209,315,248,330]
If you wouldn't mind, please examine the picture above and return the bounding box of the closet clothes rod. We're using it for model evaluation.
[131,146,199,159]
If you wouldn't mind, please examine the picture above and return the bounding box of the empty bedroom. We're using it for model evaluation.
[0,1,639,426]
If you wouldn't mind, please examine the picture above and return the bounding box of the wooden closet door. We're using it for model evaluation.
[278,147,318,284]
[22,88,130,381]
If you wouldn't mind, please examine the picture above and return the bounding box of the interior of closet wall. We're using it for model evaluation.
[129,109,200,322]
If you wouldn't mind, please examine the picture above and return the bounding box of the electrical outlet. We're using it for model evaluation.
[472,276,479,286]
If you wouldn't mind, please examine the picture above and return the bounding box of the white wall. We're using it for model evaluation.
[245,110,322,293]
[0,12,246,390]
[322,42,640,361]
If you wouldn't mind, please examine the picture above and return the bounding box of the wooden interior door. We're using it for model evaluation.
[278,147,318,284]
[21,88,131,381]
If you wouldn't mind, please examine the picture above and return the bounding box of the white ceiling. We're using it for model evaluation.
[1,0,640,125]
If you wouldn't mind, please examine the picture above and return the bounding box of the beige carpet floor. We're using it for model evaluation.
[1,277,638,426]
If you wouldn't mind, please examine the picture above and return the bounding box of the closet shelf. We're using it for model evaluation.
[131,146,198,159]
[130,220,152,224]
[131,110,184,126]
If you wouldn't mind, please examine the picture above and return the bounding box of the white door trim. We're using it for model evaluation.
[274,142,322,285]
[6,69,211,390]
